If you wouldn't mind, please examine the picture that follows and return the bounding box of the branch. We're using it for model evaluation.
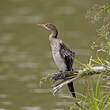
[52,66,109,95]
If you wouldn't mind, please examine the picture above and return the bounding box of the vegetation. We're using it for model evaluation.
[68,4,110,110]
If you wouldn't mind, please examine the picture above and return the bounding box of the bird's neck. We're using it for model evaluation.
[49,30,58,40]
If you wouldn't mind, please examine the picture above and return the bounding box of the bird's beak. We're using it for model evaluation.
[37,24,46,28]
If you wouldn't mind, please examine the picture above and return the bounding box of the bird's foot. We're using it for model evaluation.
[52,72,65,81]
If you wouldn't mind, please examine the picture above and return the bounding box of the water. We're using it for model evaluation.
[0,0,107,110]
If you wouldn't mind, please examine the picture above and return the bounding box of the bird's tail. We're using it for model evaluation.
[67,82,76,98]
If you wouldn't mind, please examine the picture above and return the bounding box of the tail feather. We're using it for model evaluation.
[67,82,76,98]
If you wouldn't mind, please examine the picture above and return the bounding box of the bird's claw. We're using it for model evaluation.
[52,73,65,81]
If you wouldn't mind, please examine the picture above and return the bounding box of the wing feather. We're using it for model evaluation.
[59,40,75,71]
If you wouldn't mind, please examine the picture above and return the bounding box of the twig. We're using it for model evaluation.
[52,66,109,95]
[52,73,85,95]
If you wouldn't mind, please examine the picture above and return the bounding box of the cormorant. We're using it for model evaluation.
[37,23,76,97]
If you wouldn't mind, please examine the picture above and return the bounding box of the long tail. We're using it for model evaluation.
[67,82,76,98]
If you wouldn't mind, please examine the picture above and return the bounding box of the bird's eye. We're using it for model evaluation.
[45,24,48,26]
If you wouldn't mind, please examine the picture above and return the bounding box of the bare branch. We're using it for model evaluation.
[52,66,109,95]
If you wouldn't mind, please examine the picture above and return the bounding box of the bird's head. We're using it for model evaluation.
[37,23,57,32]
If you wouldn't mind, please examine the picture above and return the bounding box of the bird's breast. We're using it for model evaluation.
[50,39,67,71]
[52,51,67,72]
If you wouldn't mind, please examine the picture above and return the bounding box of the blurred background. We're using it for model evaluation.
[0,0,107,110]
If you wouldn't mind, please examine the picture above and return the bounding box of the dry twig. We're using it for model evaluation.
[52,66,108,95]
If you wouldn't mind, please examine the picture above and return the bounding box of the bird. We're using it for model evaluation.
[37,23,76,98]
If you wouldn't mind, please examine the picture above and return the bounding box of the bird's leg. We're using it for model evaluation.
[52,71,65,81]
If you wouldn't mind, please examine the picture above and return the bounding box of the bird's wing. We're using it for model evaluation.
[59,40,75,70]
[59,40,75,58]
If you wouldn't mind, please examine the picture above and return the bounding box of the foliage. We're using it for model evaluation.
[68,4,110,110]
[69,74,110,110]
[86,4,110,65]
[73,4,110,110]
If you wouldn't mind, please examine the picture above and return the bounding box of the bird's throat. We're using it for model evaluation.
[49,30,58,39]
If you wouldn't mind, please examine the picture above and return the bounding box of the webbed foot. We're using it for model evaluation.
[52,72,65,81]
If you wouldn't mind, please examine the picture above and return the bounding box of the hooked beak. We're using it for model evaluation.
[37,24,46,28]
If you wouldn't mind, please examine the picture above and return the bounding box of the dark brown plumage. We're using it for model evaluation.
[37,23,76,97]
